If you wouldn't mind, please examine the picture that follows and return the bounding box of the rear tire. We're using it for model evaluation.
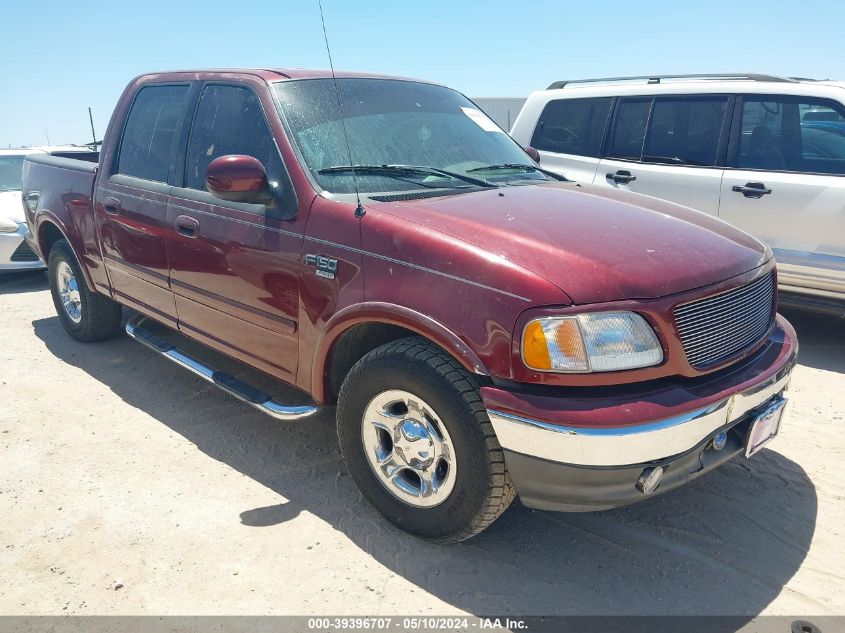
[336,337,514,543]
[48,240,122,342]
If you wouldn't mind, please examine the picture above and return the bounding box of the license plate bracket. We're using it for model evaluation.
[745,396,787,458]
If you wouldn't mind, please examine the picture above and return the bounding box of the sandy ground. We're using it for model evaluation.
[0,269,843,617]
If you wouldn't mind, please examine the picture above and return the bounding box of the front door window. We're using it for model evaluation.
[735,97,845,175]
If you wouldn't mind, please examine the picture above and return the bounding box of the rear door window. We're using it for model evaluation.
[116,84,191,182]
[606,98,652,160]
[607,96,728,165]
[530,97,612,157]
[735,97,845,175]
[642,96,728,166]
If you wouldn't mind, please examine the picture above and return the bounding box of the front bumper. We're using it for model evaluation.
[0,222,45,271]
[483,315,798,511]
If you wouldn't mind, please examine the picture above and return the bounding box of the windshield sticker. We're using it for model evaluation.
[460,107,503,133]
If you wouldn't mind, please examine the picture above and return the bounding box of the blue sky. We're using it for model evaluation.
[2,0,842,148]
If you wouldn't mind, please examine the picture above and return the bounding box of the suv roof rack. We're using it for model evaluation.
[546,73,800,90]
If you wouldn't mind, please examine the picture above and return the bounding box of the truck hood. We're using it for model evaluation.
[0,191,25,223]
[367,182,770,304]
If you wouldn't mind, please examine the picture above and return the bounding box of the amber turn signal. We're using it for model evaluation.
[522,317,588,371]
[521,312,663,373]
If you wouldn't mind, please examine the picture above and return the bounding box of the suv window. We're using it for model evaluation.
[608,96,728,165]
[185,84,281,191]
[530,97,612,157]
[736,97,845,175]
[642,96,728,166]
[0,155,25,192]
[606,98,651,160]
[116,85,190,182]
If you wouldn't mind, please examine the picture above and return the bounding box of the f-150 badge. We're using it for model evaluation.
[305,254,338,279]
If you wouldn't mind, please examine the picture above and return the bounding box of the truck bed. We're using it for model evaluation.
[24,152,97,181]
[23,153,99,280]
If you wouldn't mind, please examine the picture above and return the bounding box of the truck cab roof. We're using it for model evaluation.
[134,68,434,85]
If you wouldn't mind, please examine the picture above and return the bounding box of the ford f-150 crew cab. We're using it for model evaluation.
[22,69,798,542]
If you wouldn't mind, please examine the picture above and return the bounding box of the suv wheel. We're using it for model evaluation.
[48,240,122,342]
[336,337,515,542]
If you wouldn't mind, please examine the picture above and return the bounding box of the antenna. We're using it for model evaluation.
[88,107,98,148]
[318,0,365,218]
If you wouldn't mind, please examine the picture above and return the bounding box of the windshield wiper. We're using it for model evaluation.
[318,164,497,188]
[466,163,568,181]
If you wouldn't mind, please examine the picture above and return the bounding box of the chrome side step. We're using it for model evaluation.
[125,315,319,421]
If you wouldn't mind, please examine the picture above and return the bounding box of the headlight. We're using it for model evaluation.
[0,216,19,233]
[522,312,663,372]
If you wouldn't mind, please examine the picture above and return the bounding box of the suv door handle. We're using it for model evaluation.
[103,197,122,215]
[175,215,200,238]
[607,170,637,184]
[732,182,772,198]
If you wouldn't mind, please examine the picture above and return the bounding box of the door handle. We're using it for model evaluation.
[103,197,122,215]
[175,215,200,238]
[732,182,772,198]
[607,170,637,184]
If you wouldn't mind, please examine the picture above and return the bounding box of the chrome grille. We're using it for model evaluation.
[674,272,775,369]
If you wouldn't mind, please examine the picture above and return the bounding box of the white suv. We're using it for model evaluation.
[0,147,98,272]
[510,73,845,311]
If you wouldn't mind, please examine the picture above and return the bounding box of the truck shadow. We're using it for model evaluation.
[0,270,47,295]
[32,315,819,618]
[780,307,845,374]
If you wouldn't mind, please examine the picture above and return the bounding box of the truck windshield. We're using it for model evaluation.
[0,156,25,192]
[273,78,548,194]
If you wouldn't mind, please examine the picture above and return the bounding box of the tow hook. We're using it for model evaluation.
[635,466,664,495]
[711,431,728,451]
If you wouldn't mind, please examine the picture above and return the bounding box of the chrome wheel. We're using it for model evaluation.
[57,261,82,324]
[361,389,456,508]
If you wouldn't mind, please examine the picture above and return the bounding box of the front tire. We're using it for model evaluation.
[48,240,122,342]
[337,338,514,543]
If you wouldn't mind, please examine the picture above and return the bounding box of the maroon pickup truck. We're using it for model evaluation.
[22,68,797,542]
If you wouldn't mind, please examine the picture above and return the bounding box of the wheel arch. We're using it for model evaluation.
[37,215,95,291]
[313,302,490,404]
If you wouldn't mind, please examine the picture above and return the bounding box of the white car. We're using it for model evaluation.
[1,147,98,272]
[511,73,845,311]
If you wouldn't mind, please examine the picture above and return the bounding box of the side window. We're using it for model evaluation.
[642,96,728,166]
[529,97,612,157]
[116,85,190,182]
[736,97,845,175]
[799,102,845,174]
[736,100,787,171]
[185,84,281,191]
[606,98,652,160]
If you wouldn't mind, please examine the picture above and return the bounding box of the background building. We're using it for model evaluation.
[472,97,527,132]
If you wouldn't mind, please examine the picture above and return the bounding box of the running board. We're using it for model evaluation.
[125,315,319,421]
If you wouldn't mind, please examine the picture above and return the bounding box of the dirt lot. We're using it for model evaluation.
[1,270,844,617]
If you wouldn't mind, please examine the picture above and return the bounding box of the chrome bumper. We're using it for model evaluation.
[488,367,794,467]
